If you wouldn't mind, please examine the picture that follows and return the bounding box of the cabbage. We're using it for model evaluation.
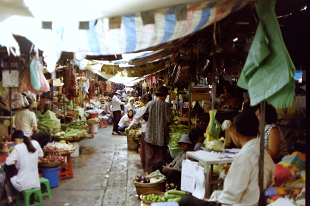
[169,125,188,149]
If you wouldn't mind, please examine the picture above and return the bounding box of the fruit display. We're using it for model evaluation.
[141,193,166,203]
[165,182,179,190]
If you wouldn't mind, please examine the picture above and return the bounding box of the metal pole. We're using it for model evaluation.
[188,46,192,131]
[51,79,54,112]
[177,87,179,113]
[211,47,216,110]
[258,101,266,206]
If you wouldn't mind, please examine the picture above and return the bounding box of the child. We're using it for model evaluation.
[189,127,206,151]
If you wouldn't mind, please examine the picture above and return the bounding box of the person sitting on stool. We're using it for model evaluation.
[151,134,194,187]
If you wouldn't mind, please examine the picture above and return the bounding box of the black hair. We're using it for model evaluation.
[233,112,259,137]
[141,93,152,103]
[127,109,134,118]
[23,97,32,109]
[12,130,36,153]
[255,103,278,124]
[189,128,204,143]
[224,85,236,97]
[154,93,166,97]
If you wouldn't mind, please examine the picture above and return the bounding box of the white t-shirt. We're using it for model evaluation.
[209,138,275,206]
[118,114,130,127]
[112,95,124,112]
[6,140,43,192]
[14,109,37,137]
[129,106,147,132]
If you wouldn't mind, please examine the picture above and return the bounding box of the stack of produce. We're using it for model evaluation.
[55,128,88,139]
[133,170,166,196]
[44,142,75,154]
[140,190,186,203]
[38,146,64,164]
[61,121,88,130]
[163,190,186,203]
[169,125,188,149]
[37,110,61,133]
[126,123,142,142]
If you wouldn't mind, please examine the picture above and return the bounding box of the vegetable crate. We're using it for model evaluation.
[168,146,182,158]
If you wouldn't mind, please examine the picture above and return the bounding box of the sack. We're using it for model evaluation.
[29,57,41,91]
[18,67,31,93]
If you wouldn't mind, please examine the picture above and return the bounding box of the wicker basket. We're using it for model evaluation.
[133,180,166,196]
[140,191,165,205]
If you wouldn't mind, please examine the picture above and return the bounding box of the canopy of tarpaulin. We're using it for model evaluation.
[0,0,253,73]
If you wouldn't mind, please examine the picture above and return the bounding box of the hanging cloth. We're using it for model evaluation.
[237,0,296,108]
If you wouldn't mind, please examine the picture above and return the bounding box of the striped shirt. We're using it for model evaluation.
[262,124,289,159]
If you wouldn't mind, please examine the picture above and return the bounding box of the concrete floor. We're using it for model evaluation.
[0,125,151,206]
[42,125,145,206]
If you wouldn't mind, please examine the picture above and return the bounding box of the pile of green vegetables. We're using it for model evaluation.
[37,111,61,133]
[141,190,186,203]
[61,121,88,131]
[55,129,88,138]
[125,123,141,141]
[173,111,181,122]
[169,124,188,149]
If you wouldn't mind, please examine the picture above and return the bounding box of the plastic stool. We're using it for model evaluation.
[39,177,52,198]
[99,120,107,128]
[16,188,43,206]
[59,153,74,181]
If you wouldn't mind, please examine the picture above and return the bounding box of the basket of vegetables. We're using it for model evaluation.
[140,192,165,205]
[133,170,166,196]
[168,124,188,158]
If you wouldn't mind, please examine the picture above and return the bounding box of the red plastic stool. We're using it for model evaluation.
[99,120,107,128]
[59,153,74,181]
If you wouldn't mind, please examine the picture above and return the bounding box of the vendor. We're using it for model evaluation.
[189,127,205,151]
[128,93,153,171]
[179,112,275,206]
[118,109,134,134]
[151,134,194,187]
[4,130,43,206]
[112,90,125,135]
[221,85,241,108]
[255,103,289,163]
[104,99,113,124]
[14,97,50,148]
[127,97,135,112]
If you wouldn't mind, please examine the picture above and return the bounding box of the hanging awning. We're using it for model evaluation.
[0,0,252,73]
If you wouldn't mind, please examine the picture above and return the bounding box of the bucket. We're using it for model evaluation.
[40,166,61,188]
[89,113,98,119]
[70,142,80,157]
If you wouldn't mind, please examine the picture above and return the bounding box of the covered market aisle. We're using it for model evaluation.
[0,125,144,206]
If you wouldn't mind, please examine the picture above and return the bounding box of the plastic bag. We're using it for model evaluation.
[205,110,221,148]
[29,56,41,91]
[18,67,30,93]
[36,59,50,93]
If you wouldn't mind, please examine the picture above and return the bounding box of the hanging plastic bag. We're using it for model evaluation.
[205,110,221,148]
[35,58,50,93]
[18,67,31,93]
[29,56,41,91]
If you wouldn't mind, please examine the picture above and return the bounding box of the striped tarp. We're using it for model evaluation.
[58,0,252,56]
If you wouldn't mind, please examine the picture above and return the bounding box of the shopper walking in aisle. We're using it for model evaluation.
[128,93,152,171]
[111,90,125,135]
[143,86,173,173]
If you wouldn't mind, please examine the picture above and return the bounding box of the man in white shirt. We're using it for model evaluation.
[179,112,275,206]
[111,90,125,135]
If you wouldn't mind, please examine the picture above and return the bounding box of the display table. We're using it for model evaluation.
[186,149,239,198]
